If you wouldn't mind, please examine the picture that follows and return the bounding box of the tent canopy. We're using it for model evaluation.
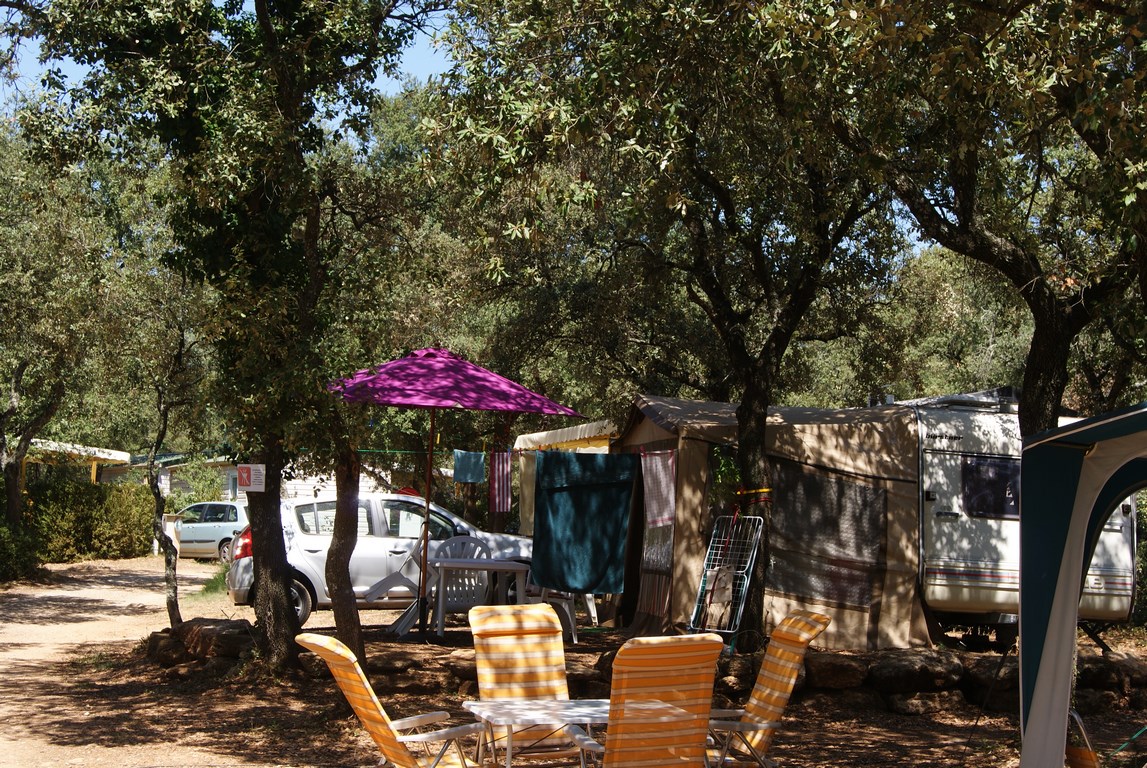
[614,394,930,648]
[1019,402,1147,768]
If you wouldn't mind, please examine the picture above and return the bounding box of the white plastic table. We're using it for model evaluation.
[428,557,531,636]
[463,697,689,768]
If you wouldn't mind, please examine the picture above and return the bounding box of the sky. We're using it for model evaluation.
[379,31,452,94]
[3,27,451,107]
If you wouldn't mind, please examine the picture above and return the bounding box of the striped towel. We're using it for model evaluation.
[489,449,512,515]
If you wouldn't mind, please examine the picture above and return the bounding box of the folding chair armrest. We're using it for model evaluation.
[710,708,746,720]
[392,711,452,731]
[709,718,782,733]
[564,724,603,754]
[397,721,486,744]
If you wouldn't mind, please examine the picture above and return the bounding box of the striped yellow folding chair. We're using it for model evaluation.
[568,632,724,768]
[468,603,581,764]
[295,633,483,768]
[708,609,831,768]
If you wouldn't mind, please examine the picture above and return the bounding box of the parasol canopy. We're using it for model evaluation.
[334,347,582,416]
[330,347,581,635]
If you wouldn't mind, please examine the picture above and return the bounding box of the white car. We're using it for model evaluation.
[175,501,248,560]
[225,492,532,624]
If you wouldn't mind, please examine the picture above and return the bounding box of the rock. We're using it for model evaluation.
[886,690,966,715]
[1077,655,1129,695]
[443,649,476,680]
[721,650,762,681]
[299,651,329,678]
[163,660,206,680]
[1074,688,1122,716]
[567,656,607,698]
[171,617,253,659]
[365,646,419,675]
[959,652,1019,712]
[148,631,192,666]
[203,656,239,677]
[805,651,868,690]
[802,688,887,713]
[717,673,752,698]
[1108,651,1147,688]
[868,649,963,694]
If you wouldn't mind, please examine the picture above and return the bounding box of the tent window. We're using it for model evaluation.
[961,455,1020,520]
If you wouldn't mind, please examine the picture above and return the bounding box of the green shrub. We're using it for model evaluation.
[27,473,155,563]
[91,483,154,559]
[0,522,38,580]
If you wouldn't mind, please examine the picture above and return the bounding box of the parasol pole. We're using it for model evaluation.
[417,408,436,637]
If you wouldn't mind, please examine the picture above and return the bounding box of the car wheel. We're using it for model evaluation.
[290,579,313,625]
[217,539,232,562]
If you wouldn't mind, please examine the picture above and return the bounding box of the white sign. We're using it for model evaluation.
[237,464,266,493]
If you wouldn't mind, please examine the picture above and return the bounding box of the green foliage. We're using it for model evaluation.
[1135,491,1147,627]
[0,126,114,525]
[26,472,153,563]
[166,459,227,512]
[0,519,38,581]
[782,248,1031,406]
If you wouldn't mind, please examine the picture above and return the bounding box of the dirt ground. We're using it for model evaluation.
[0,556,1144,768]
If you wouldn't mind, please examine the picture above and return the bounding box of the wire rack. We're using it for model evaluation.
[688,515,764,638]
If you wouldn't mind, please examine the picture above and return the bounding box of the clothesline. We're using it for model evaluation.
[357,446,577,456]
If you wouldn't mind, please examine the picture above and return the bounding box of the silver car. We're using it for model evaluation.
[225,492,532,624]
[175,501,248,560]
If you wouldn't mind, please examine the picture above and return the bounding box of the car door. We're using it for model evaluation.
[176,503,211,558]
[289,499,393,602]
[374,498,459,601]
[178,502,240,559]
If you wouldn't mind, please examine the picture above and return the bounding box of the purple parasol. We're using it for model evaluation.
[330,348,581,635]
[333,347,582,416]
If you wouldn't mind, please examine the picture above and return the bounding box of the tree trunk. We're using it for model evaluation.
[249,436,299,669]
[1017,306,1087,437]
[147,397,182,628]
[329,438,364,661]
[734,379,775,653]
[150,479,182,628]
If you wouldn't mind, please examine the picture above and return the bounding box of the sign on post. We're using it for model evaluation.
[237,464,266,493]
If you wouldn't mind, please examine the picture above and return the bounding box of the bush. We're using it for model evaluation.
[91,483,155,559]
[26,472,155,563]
[0,522,38,580]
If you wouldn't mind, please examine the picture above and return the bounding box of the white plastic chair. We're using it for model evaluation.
[523,569,596,644]
[435,535,492,614]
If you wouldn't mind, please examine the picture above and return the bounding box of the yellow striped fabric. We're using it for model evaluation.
[295,633,472,768]
[737,609,831,757]
[601,633,724,768]
[468,603,577,757]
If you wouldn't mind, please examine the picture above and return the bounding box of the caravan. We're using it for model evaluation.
[914,394,1137,637]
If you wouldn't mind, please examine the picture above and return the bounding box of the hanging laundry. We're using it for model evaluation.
[532,450,637,594]
[489,449,512,516]
[453,450,485,484]
[630,450,677,633]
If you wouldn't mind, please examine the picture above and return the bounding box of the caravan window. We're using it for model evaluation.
[961,455,1020,520]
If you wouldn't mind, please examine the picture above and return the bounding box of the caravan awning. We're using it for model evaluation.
[1019,402,1147,768]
